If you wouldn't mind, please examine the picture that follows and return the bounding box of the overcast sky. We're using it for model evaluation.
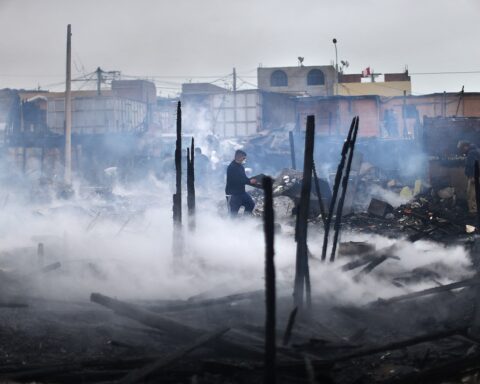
[0,0,478,96]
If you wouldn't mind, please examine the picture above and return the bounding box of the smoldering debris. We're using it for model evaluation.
[0,176,477,384]
[0,143,480,381]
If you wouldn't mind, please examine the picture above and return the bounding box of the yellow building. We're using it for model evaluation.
[338,72,411,97]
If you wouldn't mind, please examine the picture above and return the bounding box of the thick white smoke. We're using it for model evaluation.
[0,173,471,309]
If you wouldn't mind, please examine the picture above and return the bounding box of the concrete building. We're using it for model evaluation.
[257,65,411,98]
[257,65,336,96]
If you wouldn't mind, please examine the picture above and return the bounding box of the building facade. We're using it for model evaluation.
[257,65,336,96]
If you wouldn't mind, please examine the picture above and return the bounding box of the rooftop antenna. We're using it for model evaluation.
[298,57,304,67]
[340,60,349,73]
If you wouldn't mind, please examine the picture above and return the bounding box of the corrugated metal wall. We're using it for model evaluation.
[47,96,147,135]
[210,91,261,137]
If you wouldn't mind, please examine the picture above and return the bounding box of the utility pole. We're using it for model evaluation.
[333,38,338,96]
[233,67,237,92]
[233,67,238,136]
[96,67,102,96]
[64,24,72,186]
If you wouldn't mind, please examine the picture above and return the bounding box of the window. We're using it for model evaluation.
[307,69,325,86]
[270,70,288,87]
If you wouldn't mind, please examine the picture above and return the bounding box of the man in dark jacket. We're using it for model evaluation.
[458,140,480,213]
[225,150,257,216]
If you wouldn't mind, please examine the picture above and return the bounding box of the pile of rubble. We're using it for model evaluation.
[251,168,331,219]
[343,186,475,244]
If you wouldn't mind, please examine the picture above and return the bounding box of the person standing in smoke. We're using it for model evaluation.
[225,149,257,216]
[195,147,210,189]
[458,140,480,214]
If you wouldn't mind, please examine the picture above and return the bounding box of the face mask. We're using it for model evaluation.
[242,159,247,165]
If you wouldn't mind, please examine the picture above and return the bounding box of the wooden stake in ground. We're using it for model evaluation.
[321,117,356,262]
[263,176,276,384]
[474,160,480,231]
[187,137,196,231]
[330,116,360,262]
[289,131,296,170]
[172,101,183,263]
[173,101,182,225]
[293,116,315,309]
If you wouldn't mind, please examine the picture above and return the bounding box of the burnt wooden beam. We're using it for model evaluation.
[321,117,356,261]
[90,293,266,358]
[328,327,465,363]
[172,101,183,264]
[263,176,276,384]
[475,161,480,230]
[381,351,480,384]
[376,277,480,305]
[118,328,230,384]
[173,101,182,226]
[40,261,61,273]
[148,290,263,313]
[294,116,315,309]
[187,137,196,232]
[469,238,480,338]
[353,254,396,280]
[289,131,296,170]
[341,254,377,271]
[330,116,359,262]
[0,355,167,381]
[91,293,202,340]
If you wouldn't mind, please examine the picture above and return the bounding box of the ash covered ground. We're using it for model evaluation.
[0,165,479,384]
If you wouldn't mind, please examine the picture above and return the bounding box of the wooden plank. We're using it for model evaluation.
[91,293,203,341]
[377,278,480,304]
[90,293,267,358]
[118,328,230,384]
[329,328,464,363]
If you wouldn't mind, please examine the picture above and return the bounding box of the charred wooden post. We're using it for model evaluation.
[474,161,480,231]
[187,137,196,231]
[173,101,182,225]
[289,131,296,170]
[263,176,276,384]
[469,233,480,338]
[321,117,356,261]
[172,101,183,263]
[312,161,326,226]
[293,116,315,309]
[330,116,360,262]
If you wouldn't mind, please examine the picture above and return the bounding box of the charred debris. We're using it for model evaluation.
[1,106,480,384]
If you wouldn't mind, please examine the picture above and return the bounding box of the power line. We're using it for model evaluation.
[409,70,480,75]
